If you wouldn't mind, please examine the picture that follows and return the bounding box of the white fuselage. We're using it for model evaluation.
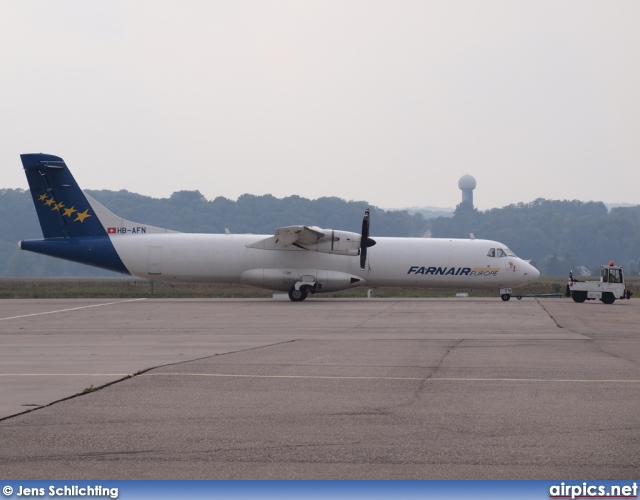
[109,233,539,292]
[19,156,540,299]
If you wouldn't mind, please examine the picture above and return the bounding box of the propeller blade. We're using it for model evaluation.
[361,209,370,240]
[360,208,375,270]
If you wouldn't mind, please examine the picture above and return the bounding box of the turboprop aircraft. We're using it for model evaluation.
[19,153,540,301]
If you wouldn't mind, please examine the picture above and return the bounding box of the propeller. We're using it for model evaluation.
[360,208,376,270]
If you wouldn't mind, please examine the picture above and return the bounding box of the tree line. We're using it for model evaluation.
[1,188,638,277]
[431,199,640,276]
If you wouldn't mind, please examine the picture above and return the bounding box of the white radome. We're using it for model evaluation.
[458,174,477,190]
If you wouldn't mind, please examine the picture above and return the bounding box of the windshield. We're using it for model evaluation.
[502,247,517,257]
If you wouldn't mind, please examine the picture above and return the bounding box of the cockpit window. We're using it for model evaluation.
[503,247,517,257]
[496,248,507,258]
[487,248,495,257]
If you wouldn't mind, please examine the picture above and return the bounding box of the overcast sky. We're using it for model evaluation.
[2,1,639,210]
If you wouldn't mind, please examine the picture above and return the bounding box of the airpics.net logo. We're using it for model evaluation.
[550,482,638,499]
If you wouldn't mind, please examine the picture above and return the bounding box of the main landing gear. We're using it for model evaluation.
[288,282,316,302]
[288,286,309,302]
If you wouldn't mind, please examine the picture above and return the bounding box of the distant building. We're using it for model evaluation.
[458,175,477,209]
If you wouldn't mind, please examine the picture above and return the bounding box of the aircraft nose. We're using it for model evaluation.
[529,263,540,281]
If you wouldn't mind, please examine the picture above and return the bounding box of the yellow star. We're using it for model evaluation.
[45,198,56,206]
[53,201,65,211]
[63,206,77,218]
[38,193,48,201]
[74,209,92,223]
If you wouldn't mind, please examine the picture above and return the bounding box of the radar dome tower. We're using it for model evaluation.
[458,175,477,209]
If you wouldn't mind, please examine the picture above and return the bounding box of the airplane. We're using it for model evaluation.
[18,153,540,302]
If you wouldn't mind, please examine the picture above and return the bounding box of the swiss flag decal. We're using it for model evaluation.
[107,227,117,234]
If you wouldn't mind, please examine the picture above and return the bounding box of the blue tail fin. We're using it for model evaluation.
[20,153,130,274]
[21,153,108,239]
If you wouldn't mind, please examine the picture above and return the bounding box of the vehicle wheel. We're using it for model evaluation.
[572,291,586,303]
[601,292,615,305]
[516,295,522,300]
[501,294,511,302]
[288,286,308,302]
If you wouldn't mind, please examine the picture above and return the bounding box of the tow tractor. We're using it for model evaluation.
[566,262,632,304]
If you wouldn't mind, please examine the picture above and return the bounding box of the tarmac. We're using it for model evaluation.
[0,297,638,479]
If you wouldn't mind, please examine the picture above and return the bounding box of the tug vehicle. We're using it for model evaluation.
[566,262,632,304]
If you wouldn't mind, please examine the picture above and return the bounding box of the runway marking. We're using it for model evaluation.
[0,298,146,321]
[0,374,130,377]
[142,373,640,383]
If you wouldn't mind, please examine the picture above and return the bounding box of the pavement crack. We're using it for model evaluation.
[329,409,391,416]
[0,340,301,423]
[591,342,640,368]
[0,373,135,423]
[77,450,156,458]
[535,299,563,329]
[353,301,402,329]
[397,339,464,410]
[429,339,463,380]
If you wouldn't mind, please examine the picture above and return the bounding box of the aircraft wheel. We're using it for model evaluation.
[501,294,511,302]
[288,287,308,302]
[572,292,586,303]
[601,292,615,305]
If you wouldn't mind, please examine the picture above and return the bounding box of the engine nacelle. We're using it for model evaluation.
[241,268,366,293]
[296,230,361,256]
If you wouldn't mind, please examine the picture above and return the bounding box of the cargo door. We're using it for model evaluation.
[148,246,163,275]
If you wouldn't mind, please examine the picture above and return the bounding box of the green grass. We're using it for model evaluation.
[78,385,98,395]
[3,276,636,299]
